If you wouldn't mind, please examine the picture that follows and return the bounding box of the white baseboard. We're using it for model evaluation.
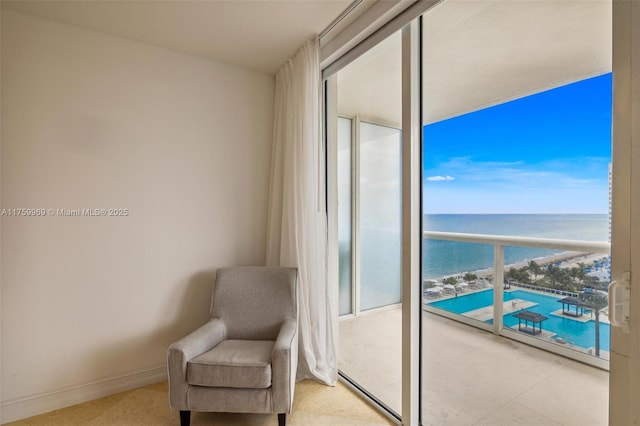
[0,364,167,424]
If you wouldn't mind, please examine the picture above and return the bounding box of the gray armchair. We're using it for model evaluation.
[168,266,298,426]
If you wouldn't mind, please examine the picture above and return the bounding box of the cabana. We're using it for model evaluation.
[558,297,585,317]
[514,311,548,335]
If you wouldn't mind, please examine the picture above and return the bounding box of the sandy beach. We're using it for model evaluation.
[433,251,609,282]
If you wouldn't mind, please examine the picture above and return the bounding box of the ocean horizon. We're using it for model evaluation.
[353,213,609,310]
[421,213,609,280]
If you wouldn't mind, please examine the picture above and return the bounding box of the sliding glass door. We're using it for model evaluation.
[333,30,403,416]
[325,0,627,424]
[420,1,611,424]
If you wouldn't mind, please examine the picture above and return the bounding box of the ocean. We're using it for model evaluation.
[422,214,609,279]
[347,214,609,312]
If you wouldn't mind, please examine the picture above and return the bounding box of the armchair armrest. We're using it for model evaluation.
[271,319,298,413]
[167,318,226,409]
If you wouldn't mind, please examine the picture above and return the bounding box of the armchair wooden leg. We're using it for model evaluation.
[180,410,191,426]
[278,413,286,426]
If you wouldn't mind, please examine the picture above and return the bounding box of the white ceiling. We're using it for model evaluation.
[338,0,612,125]
[1,0,353,75]
[3,0,613,122]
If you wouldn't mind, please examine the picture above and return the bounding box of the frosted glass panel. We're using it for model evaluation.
[360,121,402,311]
[338,117,353,315]
[336,29,402,416]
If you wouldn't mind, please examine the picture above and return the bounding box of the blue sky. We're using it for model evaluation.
[423,73,612,214]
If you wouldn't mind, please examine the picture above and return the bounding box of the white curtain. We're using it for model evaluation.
[266,38,337,385]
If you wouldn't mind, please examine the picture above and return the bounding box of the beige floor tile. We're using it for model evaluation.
[8,309,609,426]
[445,343,558,398]
[85,386,175,426]
[6,379,393,426]
[422,360,514,426]
[515,363,608,426]
[288,411,391,425]
[190,411,277,426]
[295,381,393,424]
[472,401,562,426]
[340,308,609,426]
[4,391,134,426]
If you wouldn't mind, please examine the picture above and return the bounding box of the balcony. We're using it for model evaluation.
[339,232,610,424]
[423,231,611,367]
[340,308,609,425]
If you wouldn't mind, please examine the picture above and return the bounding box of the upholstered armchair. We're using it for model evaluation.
[168,266,298,426]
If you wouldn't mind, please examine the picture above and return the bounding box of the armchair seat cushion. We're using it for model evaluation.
[187,340,275,389]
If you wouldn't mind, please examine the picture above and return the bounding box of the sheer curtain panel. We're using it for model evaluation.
[266,38,337,385]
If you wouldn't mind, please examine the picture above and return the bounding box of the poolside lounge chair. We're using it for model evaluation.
[425,287,443,299]
[455,282,468,293]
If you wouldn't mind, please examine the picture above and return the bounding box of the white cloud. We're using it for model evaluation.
[422,156,610,213]
[427,175,455,182]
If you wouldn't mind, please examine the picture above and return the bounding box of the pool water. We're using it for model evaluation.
[428,289,610,352]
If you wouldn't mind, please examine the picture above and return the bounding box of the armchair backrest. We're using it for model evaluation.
[211,266,298,340]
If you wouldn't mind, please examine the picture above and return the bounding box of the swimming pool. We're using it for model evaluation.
[428,289,610,351]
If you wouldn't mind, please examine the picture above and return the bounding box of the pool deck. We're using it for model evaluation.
[427,287,612,361]
[563,309,612,325]
[550,308,592,322]
[463,298,537,321]
[428,286,612,324]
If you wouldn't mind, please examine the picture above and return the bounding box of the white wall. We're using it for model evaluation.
[0,10,275,422]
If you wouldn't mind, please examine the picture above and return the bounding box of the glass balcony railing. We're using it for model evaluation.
[422,231,611,369]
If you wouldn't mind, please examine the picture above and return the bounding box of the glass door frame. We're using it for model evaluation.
[325,15,425,426]
[335,113,359,318]
[609,0,640,423]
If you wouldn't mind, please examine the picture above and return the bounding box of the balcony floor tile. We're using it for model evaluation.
[339,307,608,426]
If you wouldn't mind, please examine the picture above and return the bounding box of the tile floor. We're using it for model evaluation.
[6,309,609,426]
[339,308,609,425]
[4,380,393,426]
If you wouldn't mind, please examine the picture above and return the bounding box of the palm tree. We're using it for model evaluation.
[545,265,561,288]
[545,265,575,291]
[570,265,587,284]
[462,272,478,283]
[442,276,458,286]
[506,266,531,284]
[579,289,609,357]
[528,260,543,282]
